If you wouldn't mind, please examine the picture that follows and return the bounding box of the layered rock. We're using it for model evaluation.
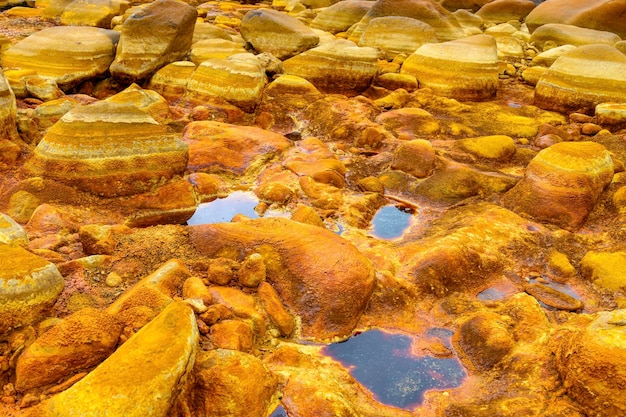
[475,0,536,23]
[401,34,499,101]
[240,8,319,60]
[283,39,378,95]
[190,38,247,64]
[1,26,119,90]
[0,244,64,335]
[26,101,189,197]
[182,121,291,176]
[185,53,267,112]
[357,16,438,58]
[348,0,464,42]
[146,61,196,103]
[502,141,614,230]
[525,0,626,38]
[534,45,626,114]
[104,83,172,124]
[310,0,373,34]
[28,301,198,417]
[0,68,18,143]
[59,0,130,27]
[189,218,375,340]
[529,23,621,50]
[0,213,28,246]
[553,311,626,417]
[110,0,197,83]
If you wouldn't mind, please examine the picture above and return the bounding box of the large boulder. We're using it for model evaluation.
[27,301,198,417]
[502,141,614,231]
[529,23,621,50]
[1,26,119,90]
[357,16,438,58]
[401,34,499,101]
[525,0,626,39]
[0,244,64,335]
[25,101,189,197]
[240,9,319,60]
[110,0,197,83]
[283,39,378,95]
[310,0,373,34]
[534,45,626,114]
[188,217,376,340]
[475,0,536,23]
[59,0,130,27]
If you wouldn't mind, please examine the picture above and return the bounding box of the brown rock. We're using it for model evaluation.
[211,320,254,352]
[376,107,440,138]
[79,224,131,255]
[110,0,197,83]
[206,257,239,285]
[391,139,436,178]
[15,308,122,391]
[189,218,375,340]
[455,311,514,371]
[524,283,583,311]
[502,141,614,230]
[258,281,295,337]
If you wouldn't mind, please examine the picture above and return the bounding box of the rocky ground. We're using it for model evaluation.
[1,0,626,416]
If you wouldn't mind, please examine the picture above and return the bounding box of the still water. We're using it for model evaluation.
[371,205,414,239]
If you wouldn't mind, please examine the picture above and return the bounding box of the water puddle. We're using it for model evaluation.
[187,191,287,225]
[370,205,414,240]
[269,404,288,417]
[322,329,466,410]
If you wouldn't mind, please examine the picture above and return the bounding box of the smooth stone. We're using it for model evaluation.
[184,53,267,112]
[534,45,626,115]
[310,0,373,34]
[258,281,295,337]
[283,39,378,95]
[376,107,439,138]
[60,0,130,27]
[456,135,516,161]
[15,308,123,391]
[521,65,547,86]
[401,34,499,101]
[104,83,172,124]
[553,310,626,416]
[596,102,626,130]
[455,311,514,371]
[26,101,188,197]
[502,141,614,230]
[529,23,621,50]
[391,139,436,178]
[190,38,247,64]
[358,16,438,58]
[210,319,254,352]
[146,61,197,103]
[531,44,577,67]
[475,0,535,23]
[189,218,375,340]
[28,301,198,417]
[1,26,119,90]
[182,276,212,305]
[0,213,28,246]
[240,8,319,60]
[0,244,64,335]
[191,21,232,44]
[182,120,291,175]
[526,0,626,39]
[110,0,197,83]
[524,283,583,311]
[440,0,492,13]
[580,251,626,291]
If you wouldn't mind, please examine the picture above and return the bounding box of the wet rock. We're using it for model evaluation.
[455,135,516,162]
[284,137,347,188]
[59,0,130,27]
[290,204,326,228]
[580,251,626,291]
[553,310,626,416]
[189,218,375,340]
[455,311,514,371]
[28,301,198,417]
[110,0,197,83]
[391,139,436,178]
[241,9,319,60]
[182,120,291,176]
[0,244,64,335]
[258,281,294,337]
[376,107,440,138]
[283,39,378,95]
[1,26,119,90]
[185,53,267,112]
[358,16,438,59]
[208,285,265,334]
[211,319,254,352]
[310,0,373,34]
[401,34,499,101]
[349,0,464,43]
[0,213,28,246]
[529,23,621,51]
[177,349,277,417]
[502,141,613,230]
[475,0,536,23]
[525,0,626,39]
[25,101,189,197]
[15,308,122,391]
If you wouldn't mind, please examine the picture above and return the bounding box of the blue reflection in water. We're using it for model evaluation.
[322,330,466,409]
[187,191,259,225]
[371,205,413,239]
[269,404,288,417]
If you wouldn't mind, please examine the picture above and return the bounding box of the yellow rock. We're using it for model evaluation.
[0,244,64,335]
[310,0,373,34]
[190,38,247,64]
[60,0,130,28]
[456,134,516,161]
[29,301,198,417]
[146,61,196,103]
[0,69,20,142]
[529,23,621,50]
[26,101,189,197]
[104,83,172,124]
[580,251,626,291]
[1,26,119,90]
[357,16,438,58]
[0,213,28,246]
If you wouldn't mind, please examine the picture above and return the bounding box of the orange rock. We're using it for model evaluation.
[189,218,375,340]
[15,308,122,391]
[237,253,266,288]
[182,120,291,176]
[182,276,212,305]
[146,61,197,103]
[211,319,254,352]
[26,101,189,197]
[391,139,436,178]
[375,107,440,138]
[258,281,294,337]
[206,257,239,285]
[455,311,514,371]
